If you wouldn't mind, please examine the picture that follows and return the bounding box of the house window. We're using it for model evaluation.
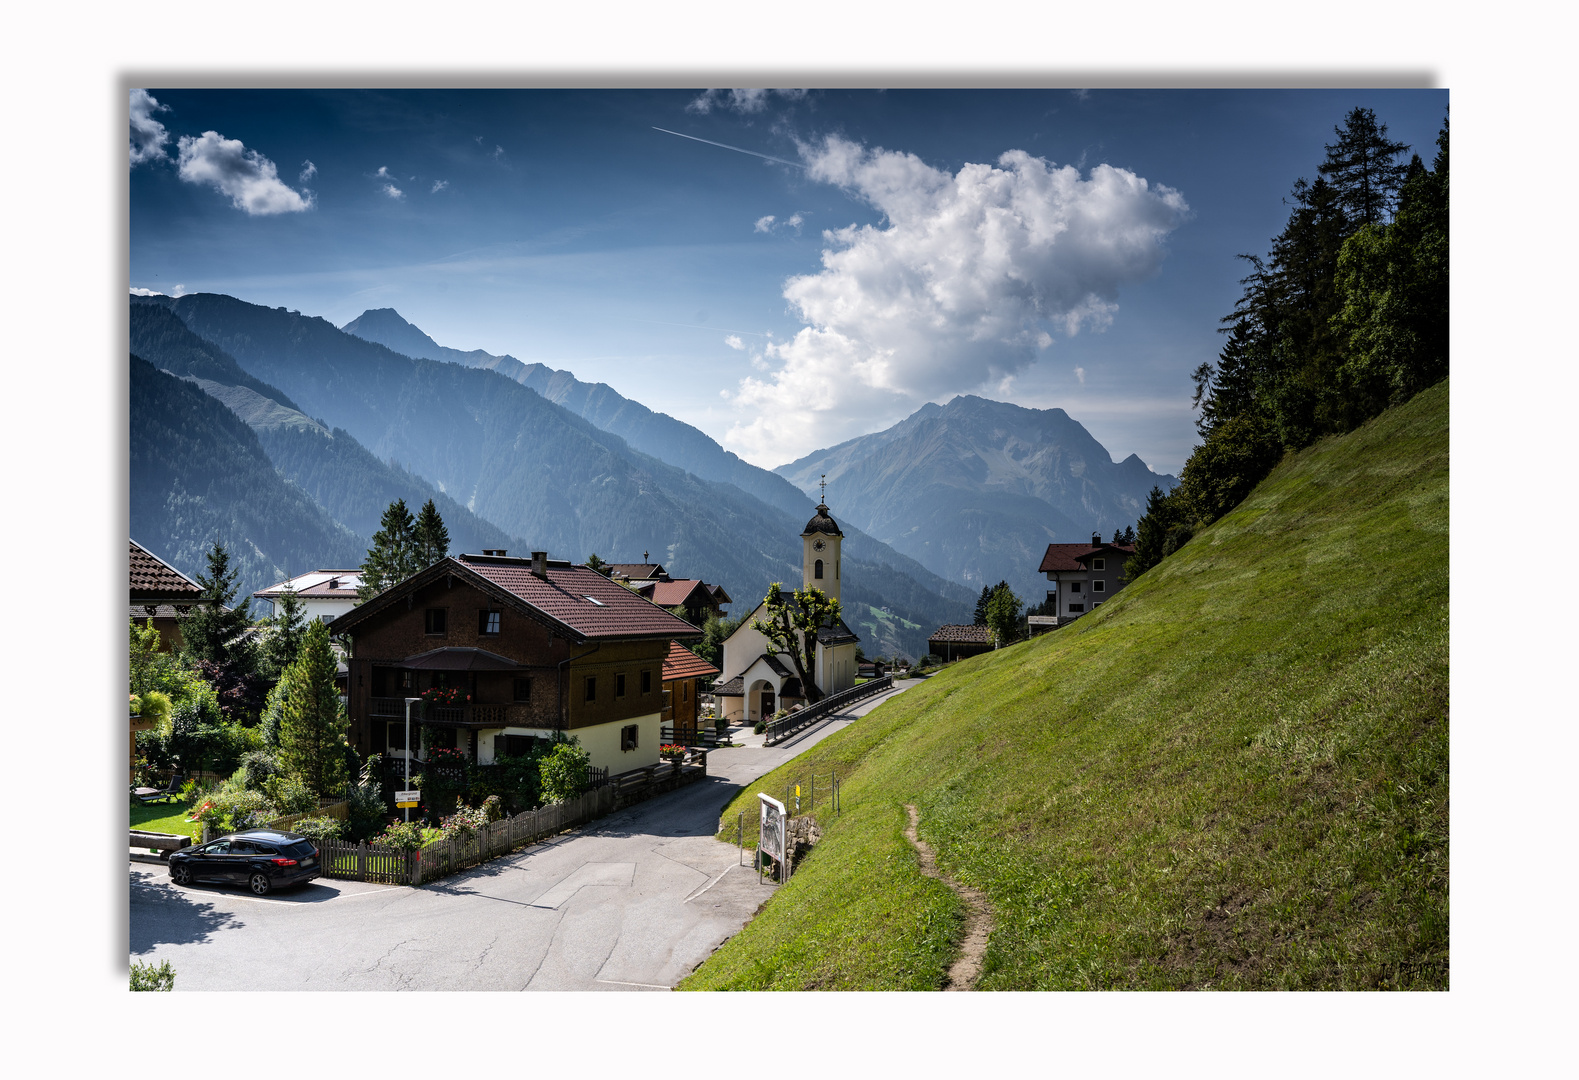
[621,724,639,751]
[641,669,652,694]
[1093,580,1105,593]
[513,677,532,702]
[615,672,626,698]
[319,614,334,624]
[1070,581,1083,594]
[1093,558,1105,571]
[401,670,414,691]
[496,734,536,759]
[387,724,406,751]
[479,610,501,635]
[424,608,447,635]
[814,559,824,579]
[584,676,597,703]
[1068,603,1085,613]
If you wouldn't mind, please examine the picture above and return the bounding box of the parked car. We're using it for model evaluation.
[167,828,322,895]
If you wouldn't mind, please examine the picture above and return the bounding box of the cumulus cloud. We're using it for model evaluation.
[300,160,317,182]
[1074,366,1086,384]
[375,166,393,179]
[129,89,170,166]
[754,215,776,233]
[754,211,806,235]
[725,335,745,350]
[721,135,1189,464]
[381,183,404,199]
[176,131,315,215]
[432,179,448,193]
[129,287,165,297]
[687,88,808,114]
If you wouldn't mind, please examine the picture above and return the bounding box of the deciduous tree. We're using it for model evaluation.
[750,583,842,702]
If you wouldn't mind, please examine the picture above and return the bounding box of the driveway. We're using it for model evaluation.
[129,683,909,990]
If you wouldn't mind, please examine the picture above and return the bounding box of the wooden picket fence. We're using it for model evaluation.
[315,785,618,886]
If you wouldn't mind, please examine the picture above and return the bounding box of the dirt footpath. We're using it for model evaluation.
[904,804,994,990]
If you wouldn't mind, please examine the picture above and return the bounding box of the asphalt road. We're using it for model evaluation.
[129,684,909,990]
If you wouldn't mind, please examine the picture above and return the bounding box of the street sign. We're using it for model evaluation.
[758,793,786,879]
[395,790,420,808]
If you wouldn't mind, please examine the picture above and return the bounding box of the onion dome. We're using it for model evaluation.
[802,502,843,537]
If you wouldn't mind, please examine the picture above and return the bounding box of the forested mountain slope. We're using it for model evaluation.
[688,380,1448,990]
[130,355,365,606]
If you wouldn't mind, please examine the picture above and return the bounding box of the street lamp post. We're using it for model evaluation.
[404,696,421,823]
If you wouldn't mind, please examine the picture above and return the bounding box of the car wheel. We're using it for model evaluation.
[249,872,272,896]
[171,863,191,886]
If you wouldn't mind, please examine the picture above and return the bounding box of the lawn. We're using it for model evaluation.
[683,381,1448,991]
[130,798,201,840]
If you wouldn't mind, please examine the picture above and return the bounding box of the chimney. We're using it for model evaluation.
[481,549,507,557]
[531,551,548,578]
[1091,532,1101,547]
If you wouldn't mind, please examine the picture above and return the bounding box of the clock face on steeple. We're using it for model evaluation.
[813,539,826,551]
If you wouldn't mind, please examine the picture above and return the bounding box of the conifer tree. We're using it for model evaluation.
[1319,106,1412,230]
[261,586,308,682]
[412,499,450,568]
[179,542,254,667]
[276,619,349,798]
[358,499,418,601]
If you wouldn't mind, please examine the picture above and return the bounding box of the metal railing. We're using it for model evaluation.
[762,675,894,746]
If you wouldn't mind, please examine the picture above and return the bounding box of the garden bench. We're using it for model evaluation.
[130,830,192,860]
[134,773,184,805]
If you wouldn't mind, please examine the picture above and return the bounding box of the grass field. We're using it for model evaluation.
[682,380,1448,991]
[130,799,200,840]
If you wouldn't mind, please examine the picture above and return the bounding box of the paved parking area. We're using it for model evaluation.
[129,686,906,990]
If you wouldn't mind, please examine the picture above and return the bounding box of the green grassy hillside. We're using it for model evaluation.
[684,381,1448,991]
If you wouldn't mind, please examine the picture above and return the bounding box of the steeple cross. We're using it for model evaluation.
[819,474,827,504]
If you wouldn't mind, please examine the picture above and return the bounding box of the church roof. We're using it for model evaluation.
[816,618,860,647]
[801,503,844,537]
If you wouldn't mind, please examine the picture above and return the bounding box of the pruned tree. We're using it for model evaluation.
[276,619,349,798]
[750,582,842,703]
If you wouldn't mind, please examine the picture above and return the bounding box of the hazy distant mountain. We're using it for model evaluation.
[130,354,364,607]
[142,294,972,657]
[341,307,812,519]
[777,395,1178,603]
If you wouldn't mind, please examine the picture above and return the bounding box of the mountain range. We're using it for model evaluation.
[131,295,973,657]
[777,395,1176,603]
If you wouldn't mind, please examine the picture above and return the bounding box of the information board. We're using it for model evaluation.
[758,793,786,871]
[395,790,420,808]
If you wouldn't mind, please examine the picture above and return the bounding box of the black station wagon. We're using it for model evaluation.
[167,828,322,895]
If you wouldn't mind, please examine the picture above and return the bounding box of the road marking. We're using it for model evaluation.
[683,863,738,904]
[595,978,671,990]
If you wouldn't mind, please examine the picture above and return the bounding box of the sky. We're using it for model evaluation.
[130,88,1448,477]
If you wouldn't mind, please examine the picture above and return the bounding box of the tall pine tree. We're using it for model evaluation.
[357,499,418,601]
[1318,106,1412,230]
[412,498,450,568]
[179,542,254,667]
[277,619,348,798]
[260,586,308,682]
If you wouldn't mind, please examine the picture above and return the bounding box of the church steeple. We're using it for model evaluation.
[801,482,843,603]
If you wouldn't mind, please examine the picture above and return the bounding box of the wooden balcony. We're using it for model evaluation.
[369,697,522,728]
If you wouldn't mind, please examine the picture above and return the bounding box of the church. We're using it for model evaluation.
[710,501,861,723]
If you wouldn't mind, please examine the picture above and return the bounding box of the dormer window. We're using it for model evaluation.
[479,610,501,635]
[1092,559,1105,571]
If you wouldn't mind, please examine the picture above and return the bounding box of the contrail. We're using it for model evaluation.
[651,127,804,169]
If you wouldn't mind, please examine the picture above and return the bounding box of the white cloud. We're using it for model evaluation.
[725,335,745,350]
[721,135,1189,465]
[129,287,165,297]
[299,160,317,182]
[754,215,776,233]
[755,211,806,235]
[1074,366,1086,384]
[375,166,393,179]
[381,183,404,200]
[432,180,448,193]
[176,131,315,215]
[785,212,804,231]
[129,90,170,166]
[687,88,808,114]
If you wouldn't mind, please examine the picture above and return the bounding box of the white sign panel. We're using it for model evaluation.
[758,793,786,870]
[395,790,420,807]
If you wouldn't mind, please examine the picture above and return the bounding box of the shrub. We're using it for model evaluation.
[289,816,343,844]
[232,750,283,792]
[374,820,426,851]
[753,719,767,734]
[441,802,490,841]
[262,773,318,816]
[189,788,278,835]
[344,754,388,843]
[130,959,175,991]
[539,741,591,804]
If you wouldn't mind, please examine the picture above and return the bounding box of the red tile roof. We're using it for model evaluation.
[459,556,700,640]
[662,641,720,682]
[130,540,204,600]
[928,624,994,644]
[647,579,715,608]
[1037,542,1135,573]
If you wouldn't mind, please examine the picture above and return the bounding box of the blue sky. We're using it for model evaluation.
[130,88,1447,476]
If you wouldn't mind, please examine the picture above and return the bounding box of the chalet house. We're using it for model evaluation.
[253,569,363,626]
[633,578,732,626]
[129,539,210,651]
[608,559,667,584]
[1037,534,1136,625]
[927,624,994,662]
[327,551,700,775]
[712,502,860,723]
[661,641,720,743]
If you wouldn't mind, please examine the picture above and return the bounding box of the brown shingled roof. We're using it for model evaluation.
[647,579,713,608]
[130,540,204,600]
[928,624,994,644]
[1037,542,1135,573]
[662,641,720,682]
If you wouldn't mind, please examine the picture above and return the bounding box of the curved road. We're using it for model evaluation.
[129,684,908,990]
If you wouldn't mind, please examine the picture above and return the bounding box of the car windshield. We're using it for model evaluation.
[284,841,316,858]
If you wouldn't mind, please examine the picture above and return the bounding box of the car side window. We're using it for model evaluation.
[230,841,256,855]
[207,841,231,854]
[255,846,277,856]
